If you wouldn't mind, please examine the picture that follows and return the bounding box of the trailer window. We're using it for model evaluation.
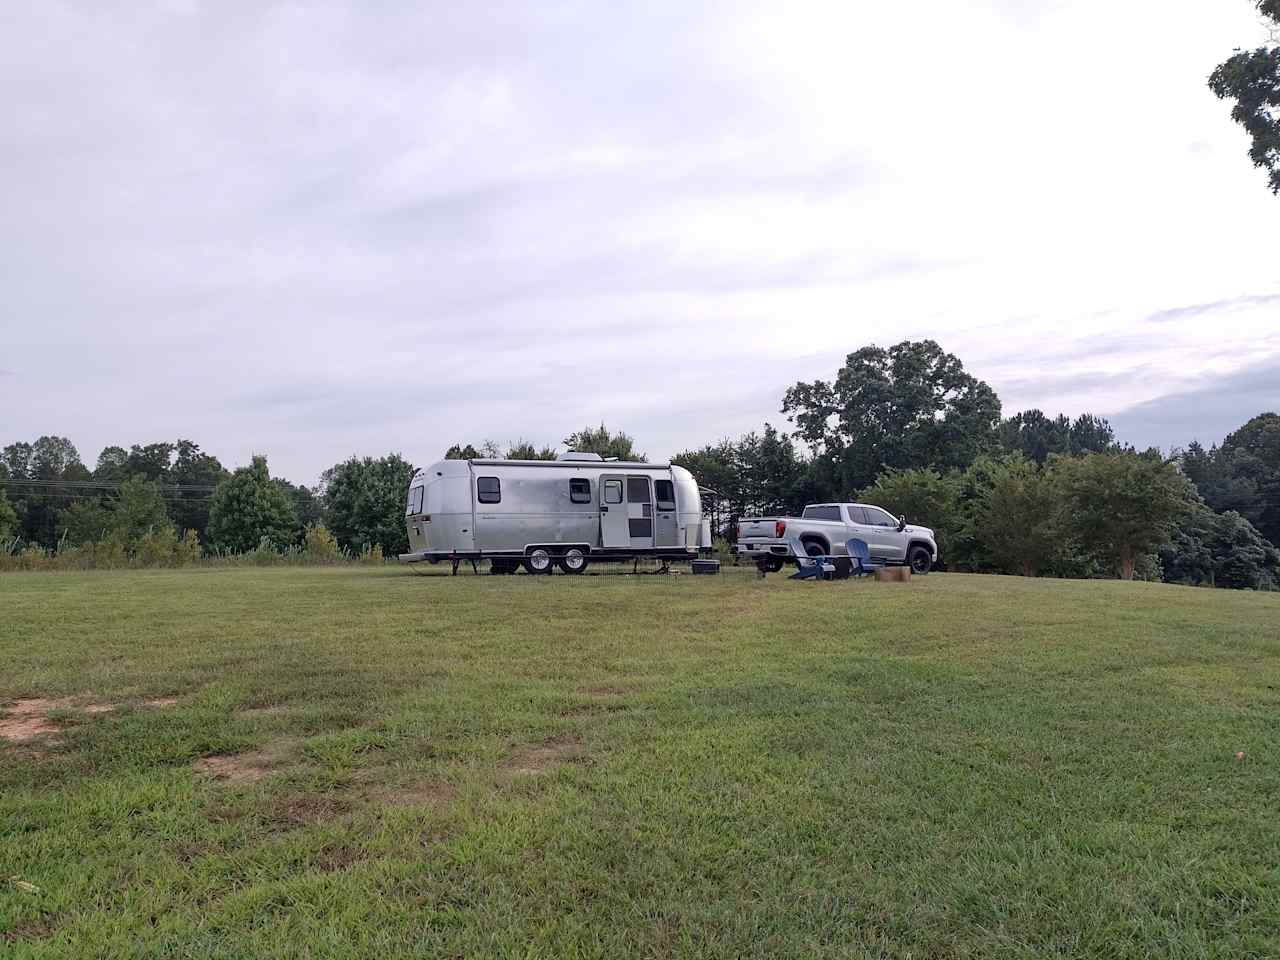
[604,479,622,504]
[407,485,424,515]
[627,477,650,503]
[569,478,591,504]
[476,477,501,504]
[655,480,675,511]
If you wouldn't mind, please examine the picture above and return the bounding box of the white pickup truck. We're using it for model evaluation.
[735,503,939,574]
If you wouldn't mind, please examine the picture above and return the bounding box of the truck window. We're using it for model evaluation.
[802,505,842,522]
[476,477,501,504]
[569,478,590,504]
[407,485,424,515]
[846,505,869,524]
[863,506,897,527]
[655,480,675,511]
[604,479,622,504]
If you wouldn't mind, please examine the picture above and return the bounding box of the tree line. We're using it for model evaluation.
[2,340,1277,588]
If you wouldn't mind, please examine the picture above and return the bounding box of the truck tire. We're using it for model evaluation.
[908,545,932,575]
[801,539,827,559]
[558,548,589,575]
[523,548,554,575]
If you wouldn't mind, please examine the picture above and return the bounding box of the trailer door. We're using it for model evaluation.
[625,475,654,549]
[600,475,629,548]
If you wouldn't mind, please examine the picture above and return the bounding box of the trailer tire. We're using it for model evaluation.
[523,548,554,575]
[558,548,589,575]
[908,545,933,575]
[761,555,784,573]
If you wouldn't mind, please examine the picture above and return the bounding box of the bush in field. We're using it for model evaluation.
[174,529,202,566]
[207,456,298,553]
[135,527,179,567]
[303,523,341,563]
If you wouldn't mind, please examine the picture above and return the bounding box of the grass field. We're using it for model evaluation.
[1,565,1278,958]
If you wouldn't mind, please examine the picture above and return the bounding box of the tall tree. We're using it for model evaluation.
[320,454,416,556]
[1056,452,1191,580]
[562,424,646,461]
[1210,1,1280,193]
[109,476,174,550]
[783,340,1001,493]
[207,456,298,553]
[168,440,228,539]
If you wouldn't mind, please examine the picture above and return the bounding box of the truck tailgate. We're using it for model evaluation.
[737,518,780,539]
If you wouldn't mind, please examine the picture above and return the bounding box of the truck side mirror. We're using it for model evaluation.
[897,515,907,531]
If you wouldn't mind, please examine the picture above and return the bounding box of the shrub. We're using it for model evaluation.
[303,523,341,563]
[358,543,384,565]
[174,529,202,566]
[135,527,179,568]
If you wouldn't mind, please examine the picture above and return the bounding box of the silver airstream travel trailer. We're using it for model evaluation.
[399,453,711,574]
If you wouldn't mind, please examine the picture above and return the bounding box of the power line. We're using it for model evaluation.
[0,478,219,492]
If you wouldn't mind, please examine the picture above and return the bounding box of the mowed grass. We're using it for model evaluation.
[1,566,1278,959]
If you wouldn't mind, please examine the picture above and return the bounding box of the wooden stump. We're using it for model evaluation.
[875,566,912,583]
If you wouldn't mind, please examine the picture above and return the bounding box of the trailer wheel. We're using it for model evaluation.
[762,556,784,573]
[557,548,589,575]
[523,548,554,575]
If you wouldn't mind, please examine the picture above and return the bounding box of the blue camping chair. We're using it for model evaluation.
[786,532,836,581]
[845,538,883,577]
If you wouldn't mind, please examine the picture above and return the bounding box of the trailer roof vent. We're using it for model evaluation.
[557,451,604,461]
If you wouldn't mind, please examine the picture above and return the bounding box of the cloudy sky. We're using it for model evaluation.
[3,1,1278,483]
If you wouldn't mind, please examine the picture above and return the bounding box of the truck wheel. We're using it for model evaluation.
[908,545,932,574]
[558,548,589,575]
[523,548,554,575]
[802,539,827,558]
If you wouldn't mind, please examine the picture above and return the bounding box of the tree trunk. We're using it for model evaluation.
[1119,546,1135,581]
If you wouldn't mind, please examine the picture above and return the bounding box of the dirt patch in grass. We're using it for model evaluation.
[314,844,368,872]
[268,792,352,828]
[501,734,586,776]
[193,740,297,784]
[1,698,109,742]
[372,780,459,809]
[0,696,181,744]
[2,917,55,944]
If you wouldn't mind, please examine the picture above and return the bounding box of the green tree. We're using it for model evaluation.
[967,457,1063,577]
[207,456,298,553]
[1056,452,1191,580]
[1163,502,1279,590]
[999,410,1115,464]
[1210,2,1280,193]
[169,440,228,539]
[562,424,646,462]
[782,340,1001,492]
[673,439,741,538]
[94,446,129,481]
[320,454,416,556]
[109,476,174,550]
[0,489,16,542]
[860,467,962,562]
[59,500,114,545]
[504,440,559,460]
[444,443,481,460]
